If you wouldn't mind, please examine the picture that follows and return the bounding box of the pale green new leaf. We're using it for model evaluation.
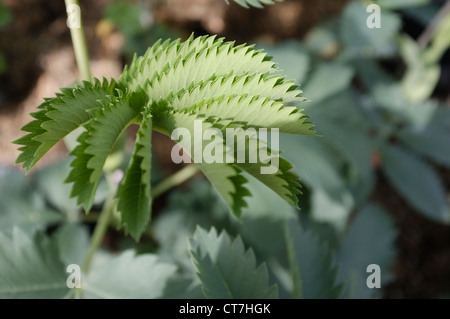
[15,34,315,236]
[180,95,313,135]
[237,157,300,208]
[171,72,302,105]
[226,131,301,207]
[14,79,117,171]
[122,35,217,89]
[66,96,137,211]
[400,35,440,102]
[0,228,69,299]
[130,35,275,94]
[189,227,278,299]
[158,110,251,216]
[117,108,153,240]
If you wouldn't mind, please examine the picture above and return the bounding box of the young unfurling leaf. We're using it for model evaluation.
[15,34,314,239]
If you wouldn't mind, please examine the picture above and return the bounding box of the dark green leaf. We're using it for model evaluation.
[381,144,450,223]
[189,227,278,299]
[0,228,69,299]
[286,221,344,299]
[337,204,397,298]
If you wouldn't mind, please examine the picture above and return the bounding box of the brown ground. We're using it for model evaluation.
[0,0,449,298]
[0,0,123,169]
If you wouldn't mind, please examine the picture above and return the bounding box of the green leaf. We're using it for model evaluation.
[229,134,301,208]
[152,179,235,272]
[189,227,278,299]
[258,41,311,85]
[0,228,69,299]
[239,174,295,259]
[104,1,143,36]
[397,124,450,168]
[126,35,276,93]
[354,59,396,90]
[423,8,450,65]
[15,34,316,234]
[401,3,437,26]
[286,221,343,299]
[175,72,303,105]
[0,3,12,28]
[280,135,355,229]
[159,110,251,217]
[226,0,283,9]
[33,159,78,214]
[339,1,401,59]
[381,144,450,223]
[64,132,98,211]
[309,188,354,231]
[162,275,204,299]
[308,90,375,204]
[178,94,313,135]
[377,0,430,9]
[370,83,450,133]
[238,178,297,298]
[117,109,153,240]
[400,35,440,102]
[66,96,137,211]
[303,63,354,103]
[281,135,347,201]
[83,251,177,299]
[14,79,117,171]
[54,223,89,267]
[304,19,340,58]
[0,167,63,234]
[337,204,397,299]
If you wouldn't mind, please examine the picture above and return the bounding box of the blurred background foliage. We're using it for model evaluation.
[0,0,449,298]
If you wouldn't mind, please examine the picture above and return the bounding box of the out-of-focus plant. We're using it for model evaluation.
[268,1,450,229]
[102,0,178,58]
[2,0,449,300]
[0,2,12,74]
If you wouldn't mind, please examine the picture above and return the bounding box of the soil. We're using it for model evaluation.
[0,0,449,298]
[0,0,123,168]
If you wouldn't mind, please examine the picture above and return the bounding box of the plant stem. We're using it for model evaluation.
[80,165,199,273]
[152,165,200,198]
[418,0,450,49]
[82,196,115,273]
[65,0,92,81]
